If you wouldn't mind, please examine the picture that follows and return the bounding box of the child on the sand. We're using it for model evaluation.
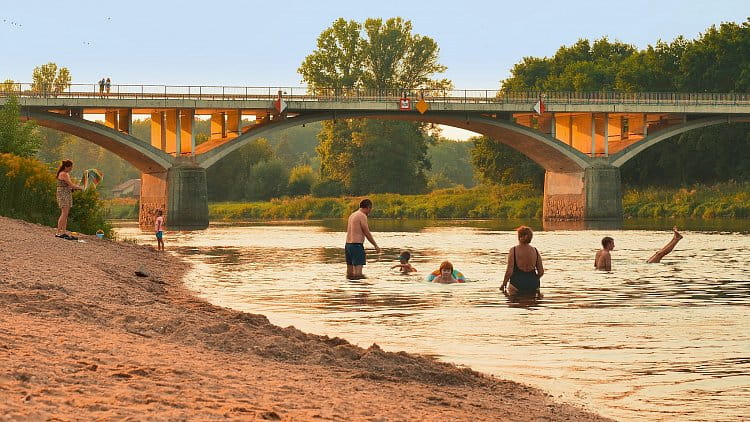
[155,210,165,251]
[391,251,417,274]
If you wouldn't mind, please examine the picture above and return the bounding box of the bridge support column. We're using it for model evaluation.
[543,165,622,220]
[138,163,208,231]
[139,170,168,230]
[166,162,208,230]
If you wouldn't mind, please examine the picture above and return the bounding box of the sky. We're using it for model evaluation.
[1,0,747,138]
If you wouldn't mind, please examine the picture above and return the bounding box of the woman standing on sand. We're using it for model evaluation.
[55,160,82,239]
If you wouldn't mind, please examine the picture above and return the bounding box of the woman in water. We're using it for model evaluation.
[501,226,544,298]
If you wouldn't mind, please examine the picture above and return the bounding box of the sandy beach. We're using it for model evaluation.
[0,216,611,421]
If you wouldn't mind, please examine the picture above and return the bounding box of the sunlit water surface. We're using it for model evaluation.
[115,219,750,421]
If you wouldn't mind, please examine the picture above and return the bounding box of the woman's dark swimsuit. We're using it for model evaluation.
[510,246,540,293]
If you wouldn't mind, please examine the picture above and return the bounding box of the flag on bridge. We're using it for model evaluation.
[274,97,288,113]
[533,95,546,114]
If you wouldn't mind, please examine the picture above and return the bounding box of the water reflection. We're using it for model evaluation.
[113,220,750,421]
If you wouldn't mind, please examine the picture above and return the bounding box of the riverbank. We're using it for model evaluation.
[0,216,608,420]
[103,182,750,222]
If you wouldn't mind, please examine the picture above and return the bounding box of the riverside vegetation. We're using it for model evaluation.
[103,181,750,221]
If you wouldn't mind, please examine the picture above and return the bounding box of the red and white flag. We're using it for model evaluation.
[274,98,288,113]
[533,96,546,114]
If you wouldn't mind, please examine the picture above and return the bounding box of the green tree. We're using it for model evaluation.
[1,79,17,93]
[31,62,72,93]
[0,96,43,157]
[247,159,288,200]
[502,38,637,91]
[206,138,274,201]
[500,22,750,187]
[680,20,750,92]
[471,136,544,188]
[299,17,449,194]
[287,165,316,196]
[427,137,476,188]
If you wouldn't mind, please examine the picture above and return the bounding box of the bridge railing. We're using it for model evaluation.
[2,83,750,106]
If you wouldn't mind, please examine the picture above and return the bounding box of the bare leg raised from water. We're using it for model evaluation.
[647,226,683,263]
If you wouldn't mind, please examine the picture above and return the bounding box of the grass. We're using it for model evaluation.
[103,182,750,222]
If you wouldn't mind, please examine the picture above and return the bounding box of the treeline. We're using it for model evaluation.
[478,19,750,187]
[205,181,750,221]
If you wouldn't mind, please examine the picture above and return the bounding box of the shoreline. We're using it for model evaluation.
[1,216,610,420]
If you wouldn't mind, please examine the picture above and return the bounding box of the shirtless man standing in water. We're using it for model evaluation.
[595,227,684,270]
[345,198,380,279]
[595,236,615,271]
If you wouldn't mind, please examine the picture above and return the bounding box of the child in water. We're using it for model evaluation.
[391,251,417,274]
[427,261,466,284]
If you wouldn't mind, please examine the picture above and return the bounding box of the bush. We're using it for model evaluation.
[0,153,113,236]
[311,178,344,198]
[0,153,58,225]
[248,159,289,200]
[287,165,316,196]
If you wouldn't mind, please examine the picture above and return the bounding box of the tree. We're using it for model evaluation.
[499,22,750,187]
[0,95,42,157]
[1,79,17,93]
[206,138,275,201]
[287,165,316,196]
[299,17,449,194]
[471,136,544,188]
[502,38,637,91]
[247,160,288,200]
[31,62,71,93]
[427,138,476,188]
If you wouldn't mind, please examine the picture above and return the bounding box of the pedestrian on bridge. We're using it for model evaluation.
[98,78,105,97]
[105,78,111,94]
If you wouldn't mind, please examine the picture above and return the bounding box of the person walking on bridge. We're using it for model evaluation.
[345,198,380,279]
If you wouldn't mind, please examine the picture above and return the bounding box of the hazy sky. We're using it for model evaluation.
[2,1,747,139]
[2,0,747,88]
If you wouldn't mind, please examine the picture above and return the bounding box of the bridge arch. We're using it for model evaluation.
[22,110,174,173]
[196,111,591,172]
[610,115,750,168]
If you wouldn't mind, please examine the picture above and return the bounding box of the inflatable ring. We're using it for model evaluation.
[426,269,466,283]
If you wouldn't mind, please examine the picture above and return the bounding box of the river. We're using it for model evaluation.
[114,218,750,421]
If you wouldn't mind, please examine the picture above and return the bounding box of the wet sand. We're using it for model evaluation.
[0,216,611,421]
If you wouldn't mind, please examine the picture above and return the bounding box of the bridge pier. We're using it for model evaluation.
[139,162,208,231]
[543,164,622,220]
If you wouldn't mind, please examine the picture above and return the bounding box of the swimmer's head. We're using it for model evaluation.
[602,236,615,250]
[398,251,411,263]
[516,226,533,244]
[439,260,453,276]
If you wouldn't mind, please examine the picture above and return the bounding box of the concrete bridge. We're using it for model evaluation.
[3,83,750,229]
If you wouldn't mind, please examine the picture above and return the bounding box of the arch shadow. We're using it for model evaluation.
[22,110,174,173]
[196,111,592,172]
[610,115,750,168]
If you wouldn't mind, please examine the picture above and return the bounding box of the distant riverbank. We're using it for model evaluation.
[104,182,750,221]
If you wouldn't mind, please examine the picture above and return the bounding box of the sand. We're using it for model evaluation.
[0,216,611,421]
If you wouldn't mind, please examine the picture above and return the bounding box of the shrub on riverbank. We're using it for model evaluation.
[209,184,544,220]
[104,197,139,219]
[623,182,750,218]
[0,153,113,236]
